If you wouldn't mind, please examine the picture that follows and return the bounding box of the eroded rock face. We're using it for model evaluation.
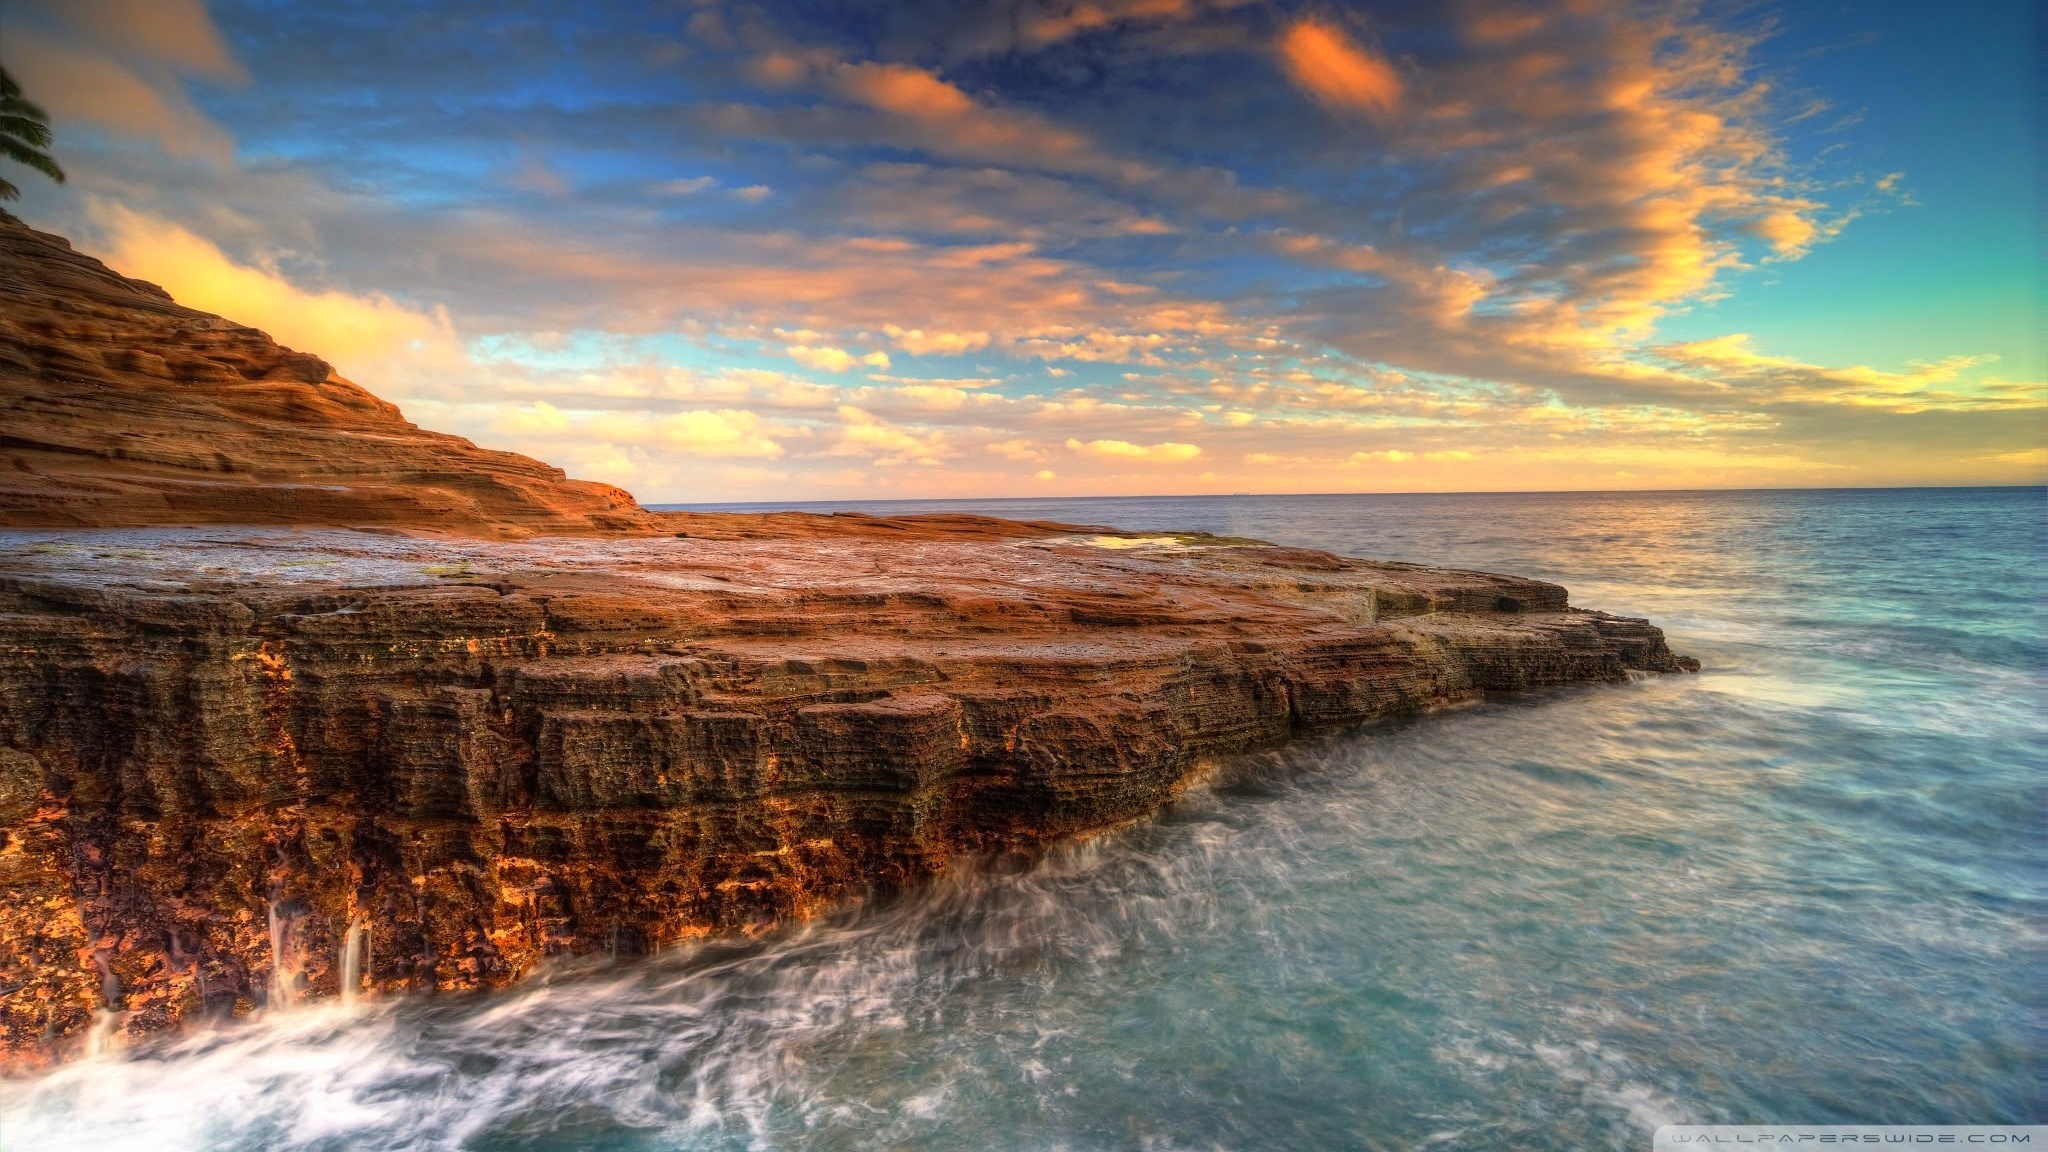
[0,211,658,537]
[0,527,1695,1065]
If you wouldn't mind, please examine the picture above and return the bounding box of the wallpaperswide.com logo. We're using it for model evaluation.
[1656,1128,2045,1148]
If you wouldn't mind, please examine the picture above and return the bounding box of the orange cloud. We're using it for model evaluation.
[5,0,244,162]
[787,344,890,372]
[1464,8,1547,46]
[836,62,978,119]
[833,406,950,466]
[1065,438,1201,463]
[987,438,1047,462]
[584,408,783,458]
[884,325,992,355]
[1278,19,1402,117]
[1018,0,1190,46]
[743,49,1147,181]
[60,0,243,77]
[81,200,463,376]
[832,60,1116,174]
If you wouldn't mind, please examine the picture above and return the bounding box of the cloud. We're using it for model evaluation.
[1972,448,2045,468]
[835,62,979,119]
[1277,18,1402,117]
[834,406,949,466]
[495,400,574,435]
[884,325,992,355]
[1650,335,2042,413]
[78,200,463,378]
[489,402,783,488]
[747,51,1152,181]
[1256,4,1874,410]
[1014,0,1192,47]
[1065,437,1201,462]
[787,344,891,372]
[588,409,784,457]
[505,152,571,196]
[3,0,244,162]
[986,438,1047,462]
[49,0,241,76]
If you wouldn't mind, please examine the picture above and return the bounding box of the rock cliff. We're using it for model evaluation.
[0,210,658,537]
[0,213,1698,1067]
[0,527,1694,1064]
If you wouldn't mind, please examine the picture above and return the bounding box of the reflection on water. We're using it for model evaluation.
[5,488,2042,1150]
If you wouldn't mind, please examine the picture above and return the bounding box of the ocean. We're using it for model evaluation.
[4,487,2041,1150]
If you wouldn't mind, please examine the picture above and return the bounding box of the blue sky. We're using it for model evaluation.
[5,0,2039,500]
[1653,0,2035,377]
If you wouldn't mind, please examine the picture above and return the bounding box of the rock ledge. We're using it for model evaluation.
[0,213,1697,1066]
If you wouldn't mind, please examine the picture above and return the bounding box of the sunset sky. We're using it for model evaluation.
[5,0,2039,501]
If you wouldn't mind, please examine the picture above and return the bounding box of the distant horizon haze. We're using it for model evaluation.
[657,482,2048,511]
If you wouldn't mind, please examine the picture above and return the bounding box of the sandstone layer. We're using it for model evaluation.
[0,210,659,537]
[0,526,1694,1065]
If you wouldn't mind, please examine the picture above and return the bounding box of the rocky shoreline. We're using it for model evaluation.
[0,211,1695,1067]
[0,524,1693,1064]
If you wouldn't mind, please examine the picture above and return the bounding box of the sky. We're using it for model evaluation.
[3,0,2039,502]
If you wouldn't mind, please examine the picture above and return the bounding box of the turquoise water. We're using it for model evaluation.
[6,488,2042,1150]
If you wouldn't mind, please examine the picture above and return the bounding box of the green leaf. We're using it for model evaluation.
[0,137,63,182]
[0,115,53,148]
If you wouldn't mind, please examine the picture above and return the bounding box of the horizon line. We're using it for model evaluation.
[652,482,2046,509]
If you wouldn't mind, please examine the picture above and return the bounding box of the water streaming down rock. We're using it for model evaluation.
[265,901,298,1011]
[78,1012,121,1063]
[76,955,127,1062]
[338,918,367,1008]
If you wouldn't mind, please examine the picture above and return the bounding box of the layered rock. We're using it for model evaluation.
[0,526,1694,1064]
[0,211,659,537]
[0,211,1698,1068]
[0,211,1158,546]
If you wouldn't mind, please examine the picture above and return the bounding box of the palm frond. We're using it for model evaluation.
[0,137,63,182]
[0,93,51,123]
[0,67,63,190]
[0,114,53,149]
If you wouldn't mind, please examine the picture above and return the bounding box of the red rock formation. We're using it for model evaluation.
[0,528,1694,1064]
[0,213,1698,1068]
[0,211,664,536]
